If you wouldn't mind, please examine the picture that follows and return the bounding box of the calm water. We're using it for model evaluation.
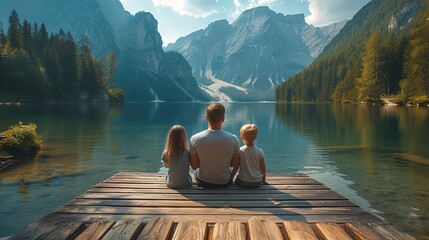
[0,103,428,239]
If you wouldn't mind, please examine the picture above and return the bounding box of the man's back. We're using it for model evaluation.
[190,129,240,185]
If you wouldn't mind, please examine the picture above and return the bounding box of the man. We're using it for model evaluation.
[190,103,240,188]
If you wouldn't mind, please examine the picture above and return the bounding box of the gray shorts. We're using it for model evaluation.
[235,178,261,188]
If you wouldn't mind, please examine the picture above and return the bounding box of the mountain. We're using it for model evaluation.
[116,12,209,102]
[166,6,345,101]
[276,0,425,103]
[0,0,209,102]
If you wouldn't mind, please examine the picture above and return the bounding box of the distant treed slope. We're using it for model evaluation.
[0,0,119,57]
[276,0,424,103]
[0,0,210,102]
[0,11,116,101]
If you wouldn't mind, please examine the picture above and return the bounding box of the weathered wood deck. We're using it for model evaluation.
[11,172,415,239]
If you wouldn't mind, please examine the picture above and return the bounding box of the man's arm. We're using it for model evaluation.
[230,153,240,181]
[190,152,200,170]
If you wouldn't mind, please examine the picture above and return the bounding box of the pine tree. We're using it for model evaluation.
[401,4,429,98]
[7,10,23,50]
[357,31,386,102]
[78,36,99,98]
[382,33,405,96]
[0,22,6,45]
[60,32,78,98]
[107,51,117,88]
[22,20,36,58]
[36,23,48,58]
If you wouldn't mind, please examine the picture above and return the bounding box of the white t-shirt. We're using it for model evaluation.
[237,145,264,183]
[190,129,240,184]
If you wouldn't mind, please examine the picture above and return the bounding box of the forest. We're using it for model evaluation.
[0,11,123,102]
[276,0,429,105]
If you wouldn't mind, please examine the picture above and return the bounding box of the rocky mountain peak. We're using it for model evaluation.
[167,6,346,101]
[205,19,230,38]
[125,12,163,51]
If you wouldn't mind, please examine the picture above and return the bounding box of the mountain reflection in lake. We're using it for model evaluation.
[0,103,428,238]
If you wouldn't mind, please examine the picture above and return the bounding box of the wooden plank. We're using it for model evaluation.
[67,199,357,208]
[75,221,115,240]
[87,188,334,194]
[9,221,60,240]
[137,218,174,240]
[95,183,329,190]
[344,222,384,240]
[41,212,380,223]
[212,221,246,240]
[248,217,283,240]
[314,223,352,240]
[111,173,316,182]
[101,219,143,240]
[55,205,364,216]
[77,192,347,201]
[38,222,85,240]
[104,178,321,185]
[87,188,333,195]
[172,220,207,240]
[282,221,318,240]
[366,222,415,240]
[113,172,309,178]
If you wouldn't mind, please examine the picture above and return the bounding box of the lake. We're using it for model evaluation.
[0,102,428,239]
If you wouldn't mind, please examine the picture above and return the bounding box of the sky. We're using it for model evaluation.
[119,0,370,46]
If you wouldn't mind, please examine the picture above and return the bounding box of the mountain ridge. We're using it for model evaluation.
[166,6,346,101]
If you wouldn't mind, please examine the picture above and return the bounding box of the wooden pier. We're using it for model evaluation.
[11,172,415,239]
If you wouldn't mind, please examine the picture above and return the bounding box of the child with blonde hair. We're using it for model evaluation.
[233,124,268,188]
[162,125,192,188]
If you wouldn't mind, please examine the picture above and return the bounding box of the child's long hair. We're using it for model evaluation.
[164,125,187,162]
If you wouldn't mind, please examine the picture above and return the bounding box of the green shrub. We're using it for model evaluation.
[411,96,429,106]
[0,122,42,155]
[361,97,385,105]
[108,88,125,103]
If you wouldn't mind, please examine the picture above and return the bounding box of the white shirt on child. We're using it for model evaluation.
[237,145,264,183]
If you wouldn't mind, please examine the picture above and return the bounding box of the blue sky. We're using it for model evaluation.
[119,0,369,46]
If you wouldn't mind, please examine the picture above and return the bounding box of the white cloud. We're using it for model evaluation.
[152,0,222,18]
[305,0,369,26]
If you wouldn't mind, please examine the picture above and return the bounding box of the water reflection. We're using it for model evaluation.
[0,104,114,184]
[275,103,429,239]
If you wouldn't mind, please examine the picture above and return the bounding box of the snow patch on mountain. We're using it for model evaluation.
[200,70,248,101]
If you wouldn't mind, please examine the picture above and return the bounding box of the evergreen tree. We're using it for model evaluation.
[61,32,78,97]
[401,3,429,97]
[357,31,386,102]
[382,33,406,96]
[22,20,36,58]
[0,22,6,45]
[36,23,48,58]
[78,36,99,98]
[45,47,63,99]
[107,51,117,88]
[7,10,23,50]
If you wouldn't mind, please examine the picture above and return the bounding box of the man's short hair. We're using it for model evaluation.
[207,103,225,124]
[240,124,258,143]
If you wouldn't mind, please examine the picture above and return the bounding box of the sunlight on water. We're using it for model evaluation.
[0,103,428,238]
